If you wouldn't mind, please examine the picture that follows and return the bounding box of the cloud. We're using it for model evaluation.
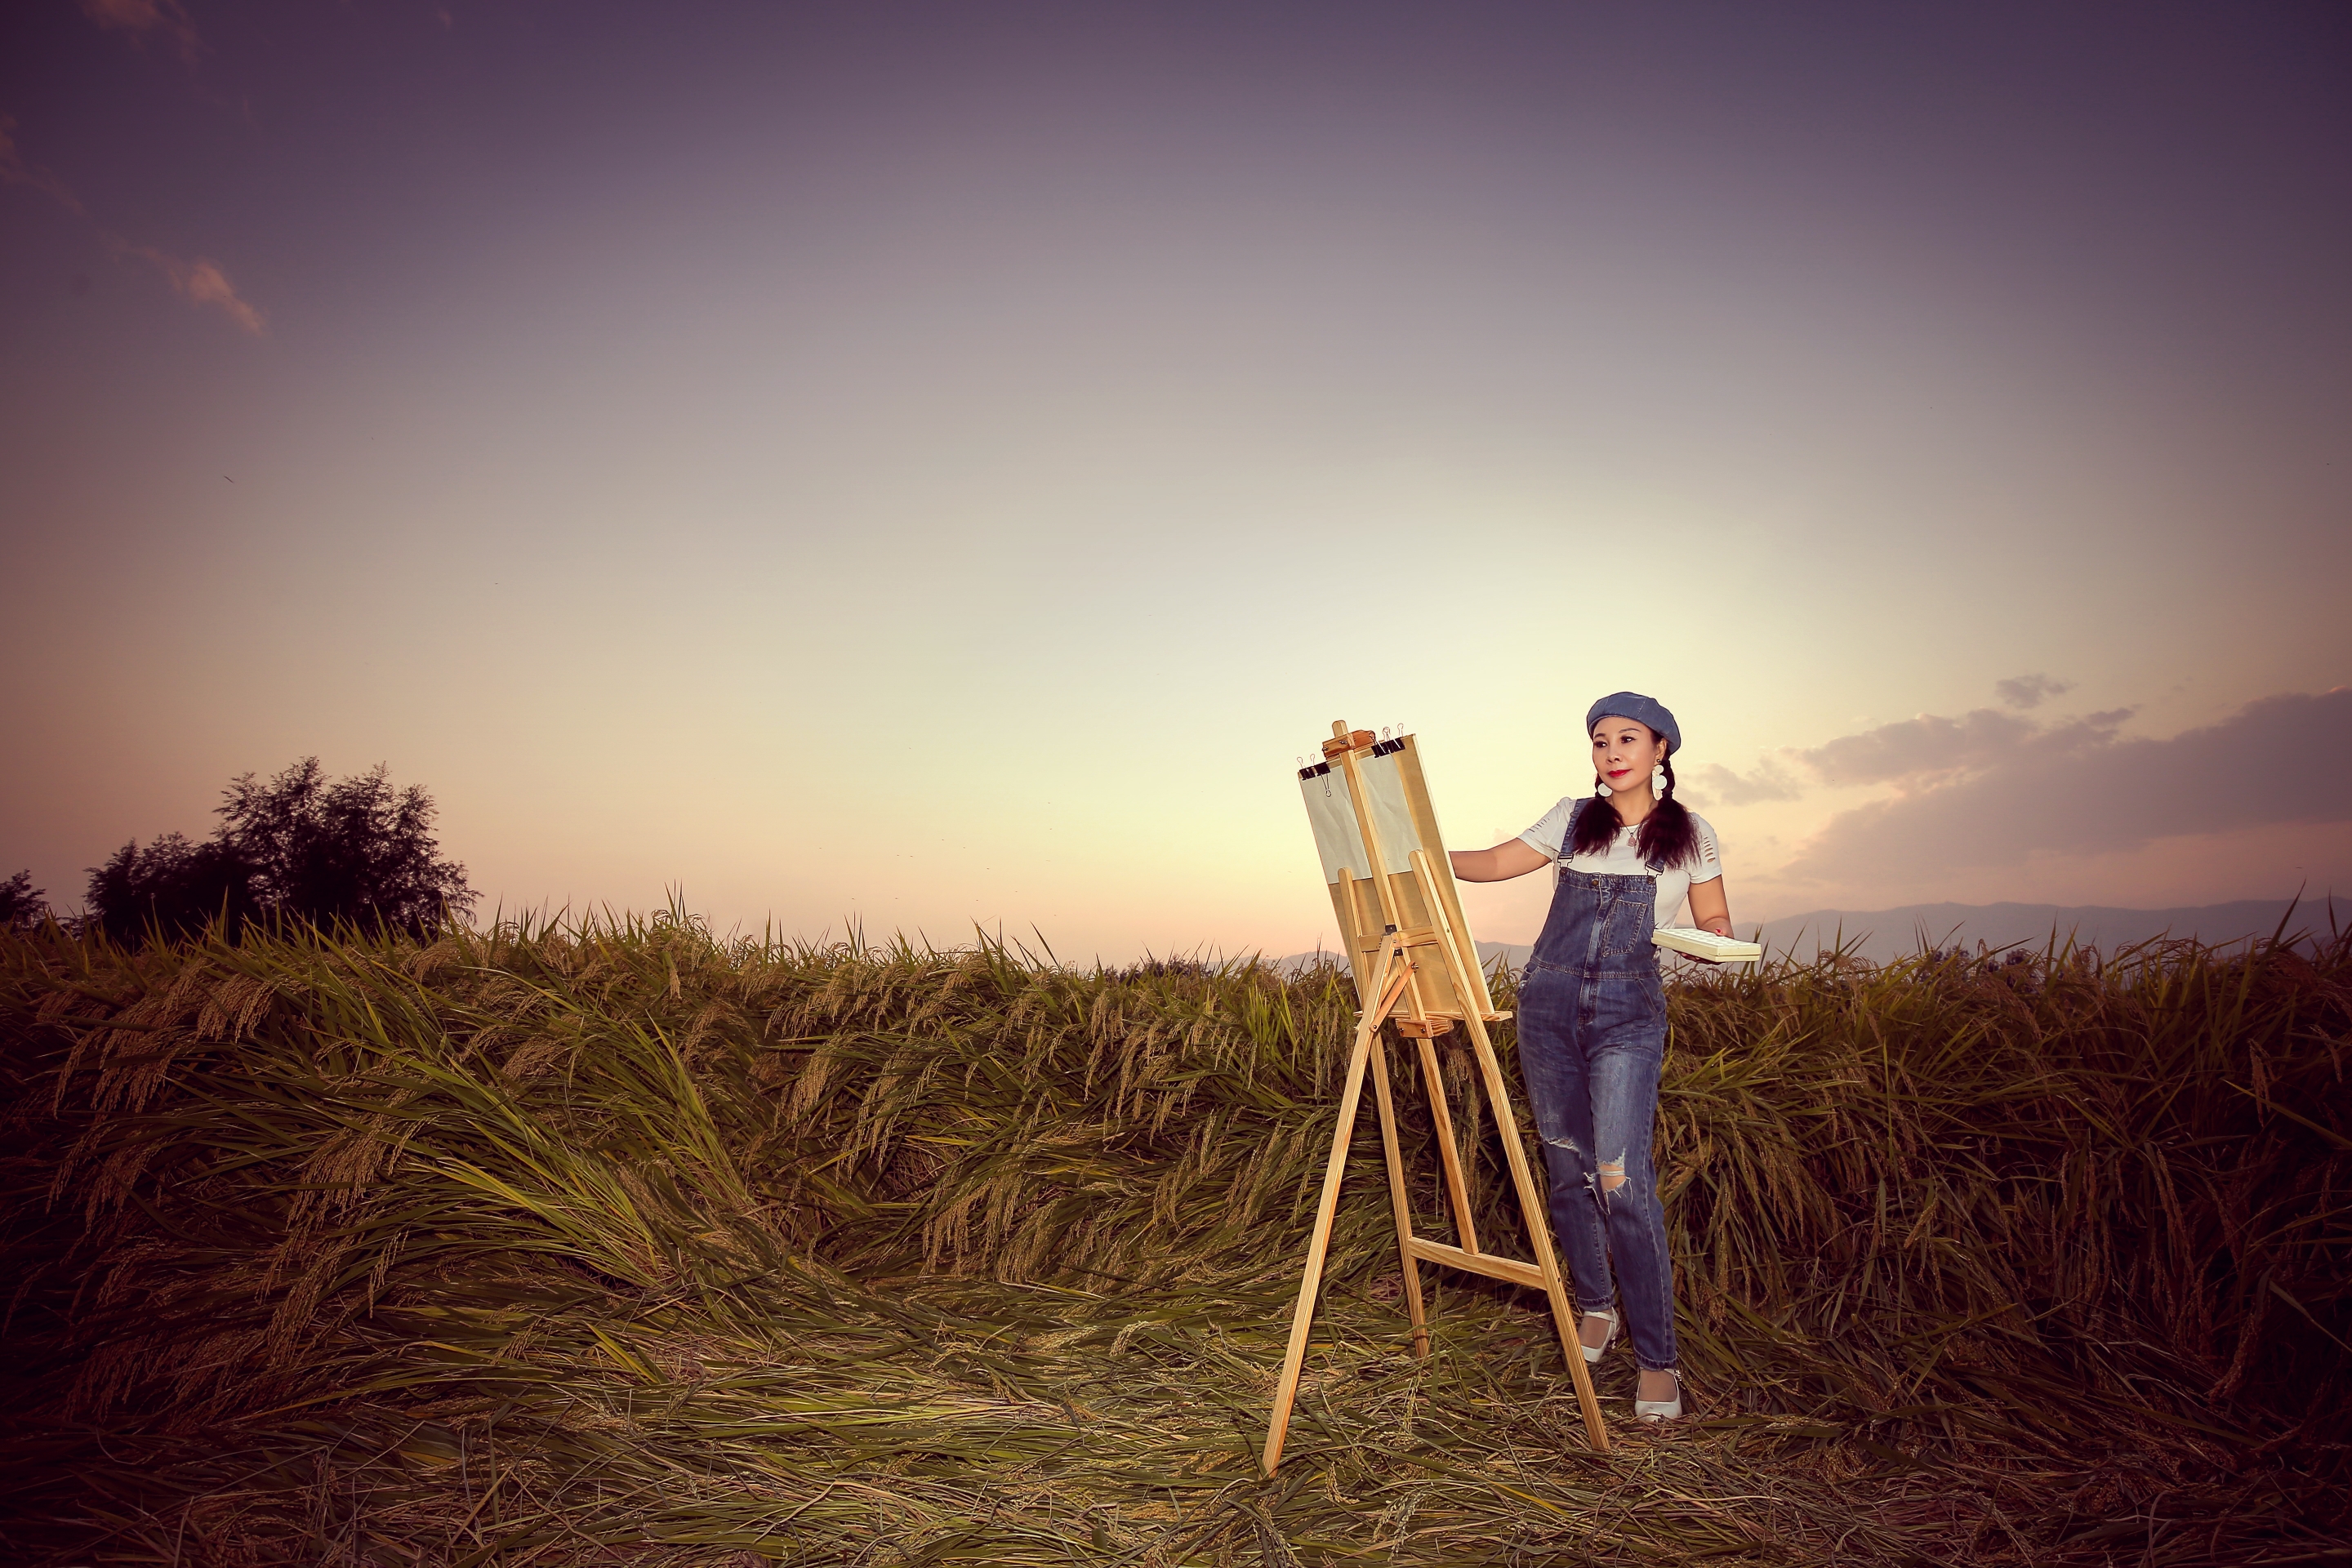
[1796,706,2123,787]
[1775,688,2352,883]
[78,0,202,60]
[1689,684,2103,806]
[0,116,88,218]
[1686,758,1805,805]
[1997,673,2075,710]
[1,118,264,334]
[121,246,268,334]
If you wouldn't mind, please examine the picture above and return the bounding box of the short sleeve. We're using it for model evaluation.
[1518,797,1579,859]
[1687,813,1724,883]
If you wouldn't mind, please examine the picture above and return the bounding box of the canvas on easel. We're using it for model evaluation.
[1262,722,1610,1473]
[1298,730,1500,1023]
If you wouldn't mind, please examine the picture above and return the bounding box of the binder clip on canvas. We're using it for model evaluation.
[1261,721,1610,1474]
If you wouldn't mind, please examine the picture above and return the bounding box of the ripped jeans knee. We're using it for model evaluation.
[1544,1132,1632,1208]
[1588,1156,1629,1210]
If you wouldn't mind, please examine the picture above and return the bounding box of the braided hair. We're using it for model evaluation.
[1567,729,1699,867]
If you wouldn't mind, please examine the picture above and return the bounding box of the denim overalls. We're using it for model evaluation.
[1515,800,1679,1372]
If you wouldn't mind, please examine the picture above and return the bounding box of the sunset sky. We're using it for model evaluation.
[3,2,2348,960]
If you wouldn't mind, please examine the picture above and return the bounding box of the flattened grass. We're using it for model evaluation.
[1,914,2345,1564]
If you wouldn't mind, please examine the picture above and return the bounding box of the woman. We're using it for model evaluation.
[1448,692,1731,1422]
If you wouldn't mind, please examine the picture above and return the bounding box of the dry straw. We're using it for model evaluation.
[1,911,2345,1564]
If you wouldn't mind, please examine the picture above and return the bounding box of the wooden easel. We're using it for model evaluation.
[1262,721,1610,1472]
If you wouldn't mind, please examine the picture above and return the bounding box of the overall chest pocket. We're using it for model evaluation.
[1597,884,1655,958]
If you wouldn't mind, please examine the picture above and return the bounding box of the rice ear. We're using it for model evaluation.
[1,917,2345,1560]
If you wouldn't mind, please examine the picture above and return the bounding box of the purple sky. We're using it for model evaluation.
[3,2,2349,956]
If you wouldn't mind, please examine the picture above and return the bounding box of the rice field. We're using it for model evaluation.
[1,913,2345,1566]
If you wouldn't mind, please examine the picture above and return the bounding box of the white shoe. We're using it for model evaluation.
[1577,1309,1618,1365]
[1634,1370,1682,1422]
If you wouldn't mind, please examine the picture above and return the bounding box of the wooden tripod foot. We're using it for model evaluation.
[1262,938,1410,1475]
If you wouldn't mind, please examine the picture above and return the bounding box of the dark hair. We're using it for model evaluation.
[1568,731,1699,868]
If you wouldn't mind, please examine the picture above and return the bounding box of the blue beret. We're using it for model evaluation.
[1585,692,1681,754]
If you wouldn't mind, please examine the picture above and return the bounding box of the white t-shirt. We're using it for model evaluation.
[1518,798,1724,927]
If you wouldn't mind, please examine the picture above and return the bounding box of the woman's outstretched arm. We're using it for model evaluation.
[1449,839,1551,882]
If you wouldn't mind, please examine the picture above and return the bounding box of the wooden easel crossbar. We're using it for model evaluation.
[1261,722,1610,1472]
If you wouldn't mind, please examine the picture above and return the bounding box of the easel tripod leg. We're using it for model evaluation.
[1411,1036,1480,1254]
[1365,1031,1429,1358]
[1407,851,1611,1452]
[1263,947,1408,1475]
[1468,1027,1611,1452]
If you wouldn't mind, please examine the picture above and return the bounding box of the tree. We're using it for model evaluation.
[1,869,49,930]
[219,759,474,935]
[84,835,261,945]
[84,760,475,945]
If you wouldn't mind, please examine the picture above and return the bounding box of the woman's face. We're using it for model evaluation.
[1591,718,1668,794]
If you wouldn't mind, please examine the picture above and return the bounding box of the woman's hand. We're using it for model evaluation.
[1449,839,1550,883]
[1686,877,1733,942]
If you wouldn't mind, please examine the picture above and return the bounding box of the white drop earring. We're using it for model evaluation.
[1650,764,1667,798]
[1595,778,1613,798]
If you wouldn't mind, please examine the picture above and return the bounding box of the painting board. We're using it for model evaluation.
[1297,735,1499,1021]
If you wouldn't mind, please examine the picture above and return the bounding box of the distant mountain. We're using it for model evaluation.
[1476,939,1534,972]
[1748,899,2336,964]
[1267,940,1535,978]
[1276,898,2339,974]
